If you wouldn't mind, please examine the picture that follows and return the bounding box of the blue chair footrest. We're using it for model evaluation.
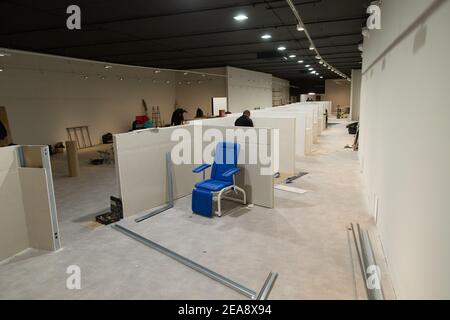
[192,188,213,218]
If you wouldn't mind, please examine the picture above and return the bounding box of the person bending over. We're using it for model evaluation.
[234,110,254,127]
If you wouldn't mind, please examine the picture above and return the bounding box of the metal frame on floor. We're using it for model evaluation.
[112,223,278,300]
[349,223,385,300]
[114,152,279,299]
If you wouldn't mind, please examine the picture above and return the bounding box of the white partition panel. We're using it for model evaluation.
[0,147,28,261]
[190,115,295,175]
[114,126,201,218]
[253,110,308,157]
[0,146,60,262]
[200,125,275,208]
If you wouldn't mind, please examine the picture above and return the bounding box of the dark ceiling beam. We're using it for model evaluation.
[1,0,321,37]
[84,32,361,60]
[116,47,361,65]
[37,15,366,51]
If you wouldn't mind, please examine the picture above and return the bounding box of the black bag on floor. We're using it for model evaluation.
[102,133,113,144]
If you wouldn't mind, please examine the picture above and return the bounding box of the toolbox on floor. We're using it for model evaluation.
[95,196,123,225]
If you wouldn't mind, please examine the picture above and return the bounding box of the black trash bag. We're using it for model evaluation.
[346,122,358,135]
[102,133,113,144]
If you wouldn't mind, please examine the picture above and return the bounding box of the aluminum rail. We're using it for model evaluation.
[135,152,174,223]
[358,224,385,300]
[256,272,278,300]
[112,224,261,299]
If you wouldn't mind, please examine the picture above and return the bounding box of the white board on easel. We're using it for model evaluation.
[212,97,228,116]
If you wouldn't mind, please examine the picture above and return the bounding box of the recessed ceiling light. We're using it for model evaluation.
[261,34,272,39]
[305,64,310,67]
[289,54,296,58]
[297,60,304,63]
[308,68,313,71]
[234,14,248,21]
[277,46,287,51]
[310,71,316,74]
[320,76,324,79]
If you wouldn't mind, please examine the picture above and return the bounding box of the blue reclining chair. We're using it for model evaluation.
[192,142,247,217]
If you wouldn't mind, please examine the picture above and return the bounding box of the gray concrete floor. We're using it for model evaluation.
[0,120,395,299]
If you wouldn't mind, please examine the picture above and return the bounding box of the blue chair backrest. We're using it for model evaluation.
[211,142,240,183]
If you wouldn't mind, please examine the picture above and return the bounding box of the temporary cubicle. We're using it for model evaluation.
[114,124,276,218]
[0,145,60,262]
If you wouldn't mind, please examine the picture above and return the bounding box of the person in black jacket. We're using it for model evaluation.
[171,108,187,126]
[234,110,254,127]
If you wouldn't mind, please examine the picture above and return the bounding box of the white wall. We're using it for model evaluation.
[175,67,227,118]
[0,52,176,145]
[227,67,273,113]
[350,69,362,121]
[359,0,450,299]
[272,76,290,106]
[324,79,351,113]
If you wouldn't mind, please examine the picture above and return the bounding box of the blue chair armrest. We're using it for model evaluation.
[222,167,240,178]
[193,164,211,173]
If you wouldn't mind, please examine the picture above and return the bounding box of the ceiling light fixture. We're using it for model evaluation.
[297,60,304,63]
[289,54,296,58]
[308,68,313,71]
[154,70,161,74]
[261,34,272,39]
[277,46,287,51]
[234,14,248,21]
[296,23,305,32]
[285,0,351,82]
[0,67,4,72]
[104,65,112,69]
[305,64,310,67]
[0,52,10,57]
